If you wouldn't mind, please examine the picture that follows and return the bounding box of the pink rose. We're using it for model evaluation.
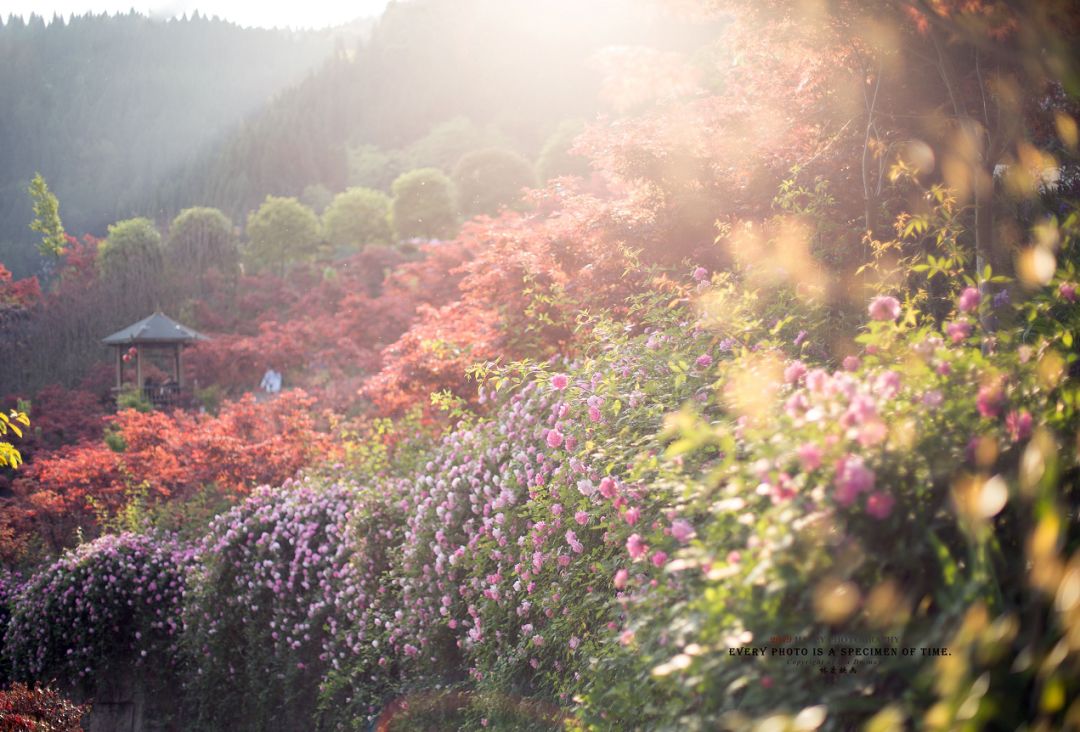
[670,519,695,544]
[797,443,823,472]
[834,455,875,506]
[868,295,901,321]
[946,319,972,344]
[613,568,629,589]
[784,361,807,384]
[1059,282,1077,303]
[626,534,647,560]
[551,374,569,390]
[651,551,668,568]
[957,286,981,313]
[1006,410,1032,442]
[546,429,564,449]
[866,491,895,519]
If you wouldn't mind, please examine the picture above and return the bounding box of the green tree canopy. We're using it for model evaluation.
[452,148,536,218]
[27,173,66,258]
[98,217,163,281]
[537,120,591,182]
[407,117,510,174]
[322,187,393,251]
[245,196,320,275]
[167,207,237,274]
[300,184,334,214]
[390,168,459,241]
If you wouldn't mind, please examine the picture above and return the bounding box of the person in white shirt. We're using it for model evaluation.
[260,367,282,394]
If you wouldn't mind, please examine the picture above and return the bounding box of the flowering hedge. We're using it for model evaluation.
[183,479,400,730]
[2,533,191,683]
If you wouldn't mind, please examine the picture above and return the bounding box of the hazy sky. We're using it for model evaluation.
[5,1,392,29]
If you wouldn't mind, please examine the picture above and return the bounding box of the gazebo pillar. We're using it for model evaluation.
[135,345,142,389]
[115,347,123,390]
[175,345,183,388]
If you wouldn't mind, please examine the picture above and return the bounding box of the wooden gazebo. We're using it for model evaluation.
[103,311,208,409]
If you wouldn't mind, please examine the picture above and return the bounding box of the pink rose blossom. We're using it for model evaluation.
[575,511,589,525]
[546,429,564,449]
[834,455,875,507]
[651,551,668,568]
[598,477,617,499]
[613,568,629,589]
[866,492,895,519]
[957,286,981,313]
[1059,282,1077,303]
[805,369,830,393]
[693,266,709,282]
[624,506,641,526]
[868,295,901,321]
[946,319,972,344]
[842,355,861,372]
[670,519,695,544]
[695,354,714,369]
[797,443,823,472]
[784,361,807,384]
[857,419,888,448]
[551,374,569,390]
[626,534,647,560]
[873,370,901,399]
[1006,410,1032,442]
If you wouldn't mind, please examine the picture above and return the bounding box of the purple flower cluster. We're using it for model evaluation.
[4,533,192,681]
[184,480,377,684]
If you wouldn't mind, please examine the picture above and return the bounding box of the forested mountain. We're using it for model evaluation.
[0,1,707,277]
[143,0,713,225]
[0,12,361,276]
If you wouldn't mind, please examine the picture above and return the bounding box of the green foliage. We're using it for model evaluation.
[194,384,224,415]
[390,168,459,241]
[27,173,65,259]
[322,187,393,251]
[452,147,536,218]
[244,196,320,275]
[103,427,127,453]
[347,144,412,192]
[116,385,152,413]
[166,207,238,278]
[536,120,591,182]
[300,183,334,214]
[0,408,30,470]
[0,14,336,261]
[407,117,511,175]
[97,217,164,281]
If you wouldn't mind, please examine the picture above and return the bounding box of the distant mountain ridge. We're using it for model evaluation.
[139,0,705,230]
[0,1,706,277]
[0,11,358,275]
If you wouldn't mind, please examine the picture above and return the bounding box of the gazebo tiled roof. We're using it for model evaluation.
[102,311,207,345]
